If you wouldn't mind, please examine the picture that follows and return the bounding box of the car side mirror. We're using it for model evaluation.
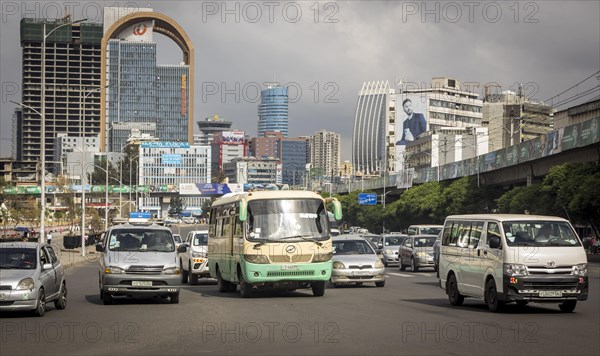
[377,243,383,249]
[177,245,188,253]
[95,244,104,252]
[42,263,52,270]
[489,236,501,249]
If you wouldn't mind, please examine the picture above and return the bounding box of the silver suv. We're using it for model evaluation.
[96,223,181,304]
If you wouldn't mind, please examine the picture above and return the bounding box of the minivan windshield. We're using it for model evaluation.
[108,229,175,252]
[502,221,582,247]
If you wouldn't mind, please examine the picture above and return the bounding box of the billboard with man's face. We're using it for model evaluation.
[394,94,429,178]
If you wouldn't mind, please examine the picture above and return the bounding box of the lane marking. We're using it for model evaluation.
[387,272,416,278]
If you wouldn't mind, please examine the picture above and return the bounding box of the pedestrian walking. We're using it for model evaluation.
[46,233,52,245]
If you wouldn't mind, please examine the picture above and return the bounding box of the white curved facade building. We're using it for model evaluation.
[352,81,395,175]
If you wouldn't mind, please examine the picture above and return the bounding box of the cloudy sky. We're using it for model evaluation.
[1,0,599,160]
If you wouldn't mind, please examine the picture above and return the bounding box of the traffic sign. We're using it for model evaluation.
[358,193,377,205]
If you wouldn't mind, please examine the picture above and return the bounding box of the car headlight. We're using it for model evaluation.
[416,251,428,257]
[16,277,34,291]
[375,259,384,268]
[504,263,529,276]
[104,266,126,274]
[163,267,180,275]
[313,252,333,262]
[333,261,345,269]
[384,249,393,255]
[244,254,270,264]
[192,251,207,258]
[572,264,587,276]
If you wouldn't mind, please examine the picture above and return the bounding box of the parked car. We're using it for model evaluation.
[0,242,67,316]
[376,234,409,267]
[178,230,210,285]
[96,223,181,304]
[398,235,438,272]
[407,224,443,236]
[330,235,385,287]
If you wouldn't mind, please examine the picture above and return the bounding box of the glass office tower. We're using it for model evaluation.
[258,86,288,137]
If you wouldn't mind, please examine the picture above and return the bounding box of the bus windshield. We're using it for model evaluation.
[247,199,329,241]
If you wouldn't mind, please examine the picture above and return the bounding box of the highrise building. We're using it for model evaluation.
[19,18,103,164]
[310,130,340,181]
[105,39,189,151]
[483,91,554,150]
[352,81,395,175]
[258,85,288,137]
[248,131,283,158]
[211,131,246,175]
[281,138,307,186]
[196,115,233,145]
[100,8,194,152]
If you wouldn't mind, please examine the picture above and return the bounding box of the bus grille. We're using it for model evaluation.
[267,270,315,277]
[270,255,313,263]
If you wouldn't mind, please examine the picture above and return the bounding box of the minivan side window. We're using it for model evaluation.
[487,222,502,249]
[442,222,453,246]
[469,222,484,248]
[457,221,472,248]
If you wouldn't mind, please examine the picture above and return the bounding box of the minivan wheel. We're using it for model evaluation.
[447,274,464,306]
[181,261,189,283]
[485,279,503,312]
[169,293,180,304]
[102,292,113,305]
[559,300,577,313]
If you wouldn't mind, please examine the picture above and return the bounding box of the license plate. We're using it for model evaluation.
[281,265,299,271]
[539,290,562,297]
[351,271,371,276]
[132,281,152,287]
[0,293,6,300]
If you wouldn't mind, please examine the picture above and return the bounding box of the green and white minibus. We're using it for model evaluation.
[208,190,342,297]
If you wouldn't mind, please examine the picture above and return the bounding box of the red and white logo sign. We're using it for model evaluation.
[133,23,148,36]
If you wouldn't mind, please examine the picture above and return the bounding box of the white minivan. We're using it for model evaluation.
[439,214,588,313]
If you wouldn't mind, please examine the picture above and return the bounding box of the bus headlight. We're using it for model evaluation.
[313,252,333,262]
[244,254,270,264]
[572,264,587,276]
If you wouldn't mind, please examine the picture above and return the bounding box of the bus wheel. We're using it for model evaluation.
[217,268,228,293]
[312,281,326,297]
[239,273,252,298]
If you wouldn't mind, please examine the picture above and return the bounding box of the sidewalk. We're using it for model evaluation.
[49,230,98,269]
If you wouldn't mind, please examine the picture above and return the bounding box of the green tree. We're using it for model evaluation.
[212,171,227,184]
[169,195,185,217]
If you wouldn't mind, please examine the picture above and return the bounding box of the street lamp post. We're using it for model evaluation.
[38,18,87,243]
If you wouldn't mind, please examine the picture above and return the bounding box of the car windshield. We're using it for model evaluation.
[0,247,37,269]
[247,199,329,242]
[414,237,437,247]
[421,227,442,235]
[193,233,208,246]
[333,240,375,255]
[384,236,405,246]
[107,229,175,252]
[502,221,582,247]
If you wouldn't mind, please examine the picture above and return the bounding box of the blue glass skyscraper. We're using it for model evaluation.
[106,40,190,151]
[258,86,288,137]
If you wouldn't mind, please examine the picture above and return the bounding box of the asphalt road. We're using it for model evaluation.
[1,231,599,355]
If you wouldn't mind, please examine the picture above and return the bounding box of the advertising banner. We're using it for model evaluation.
[162,154,182,165]
[179,183,243,196]
[116,20,153,42]
[394,94,429,172]
[580,117,600,146]
[219,131,245,144]
[141,142,190,148]
[561,123,582,151]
